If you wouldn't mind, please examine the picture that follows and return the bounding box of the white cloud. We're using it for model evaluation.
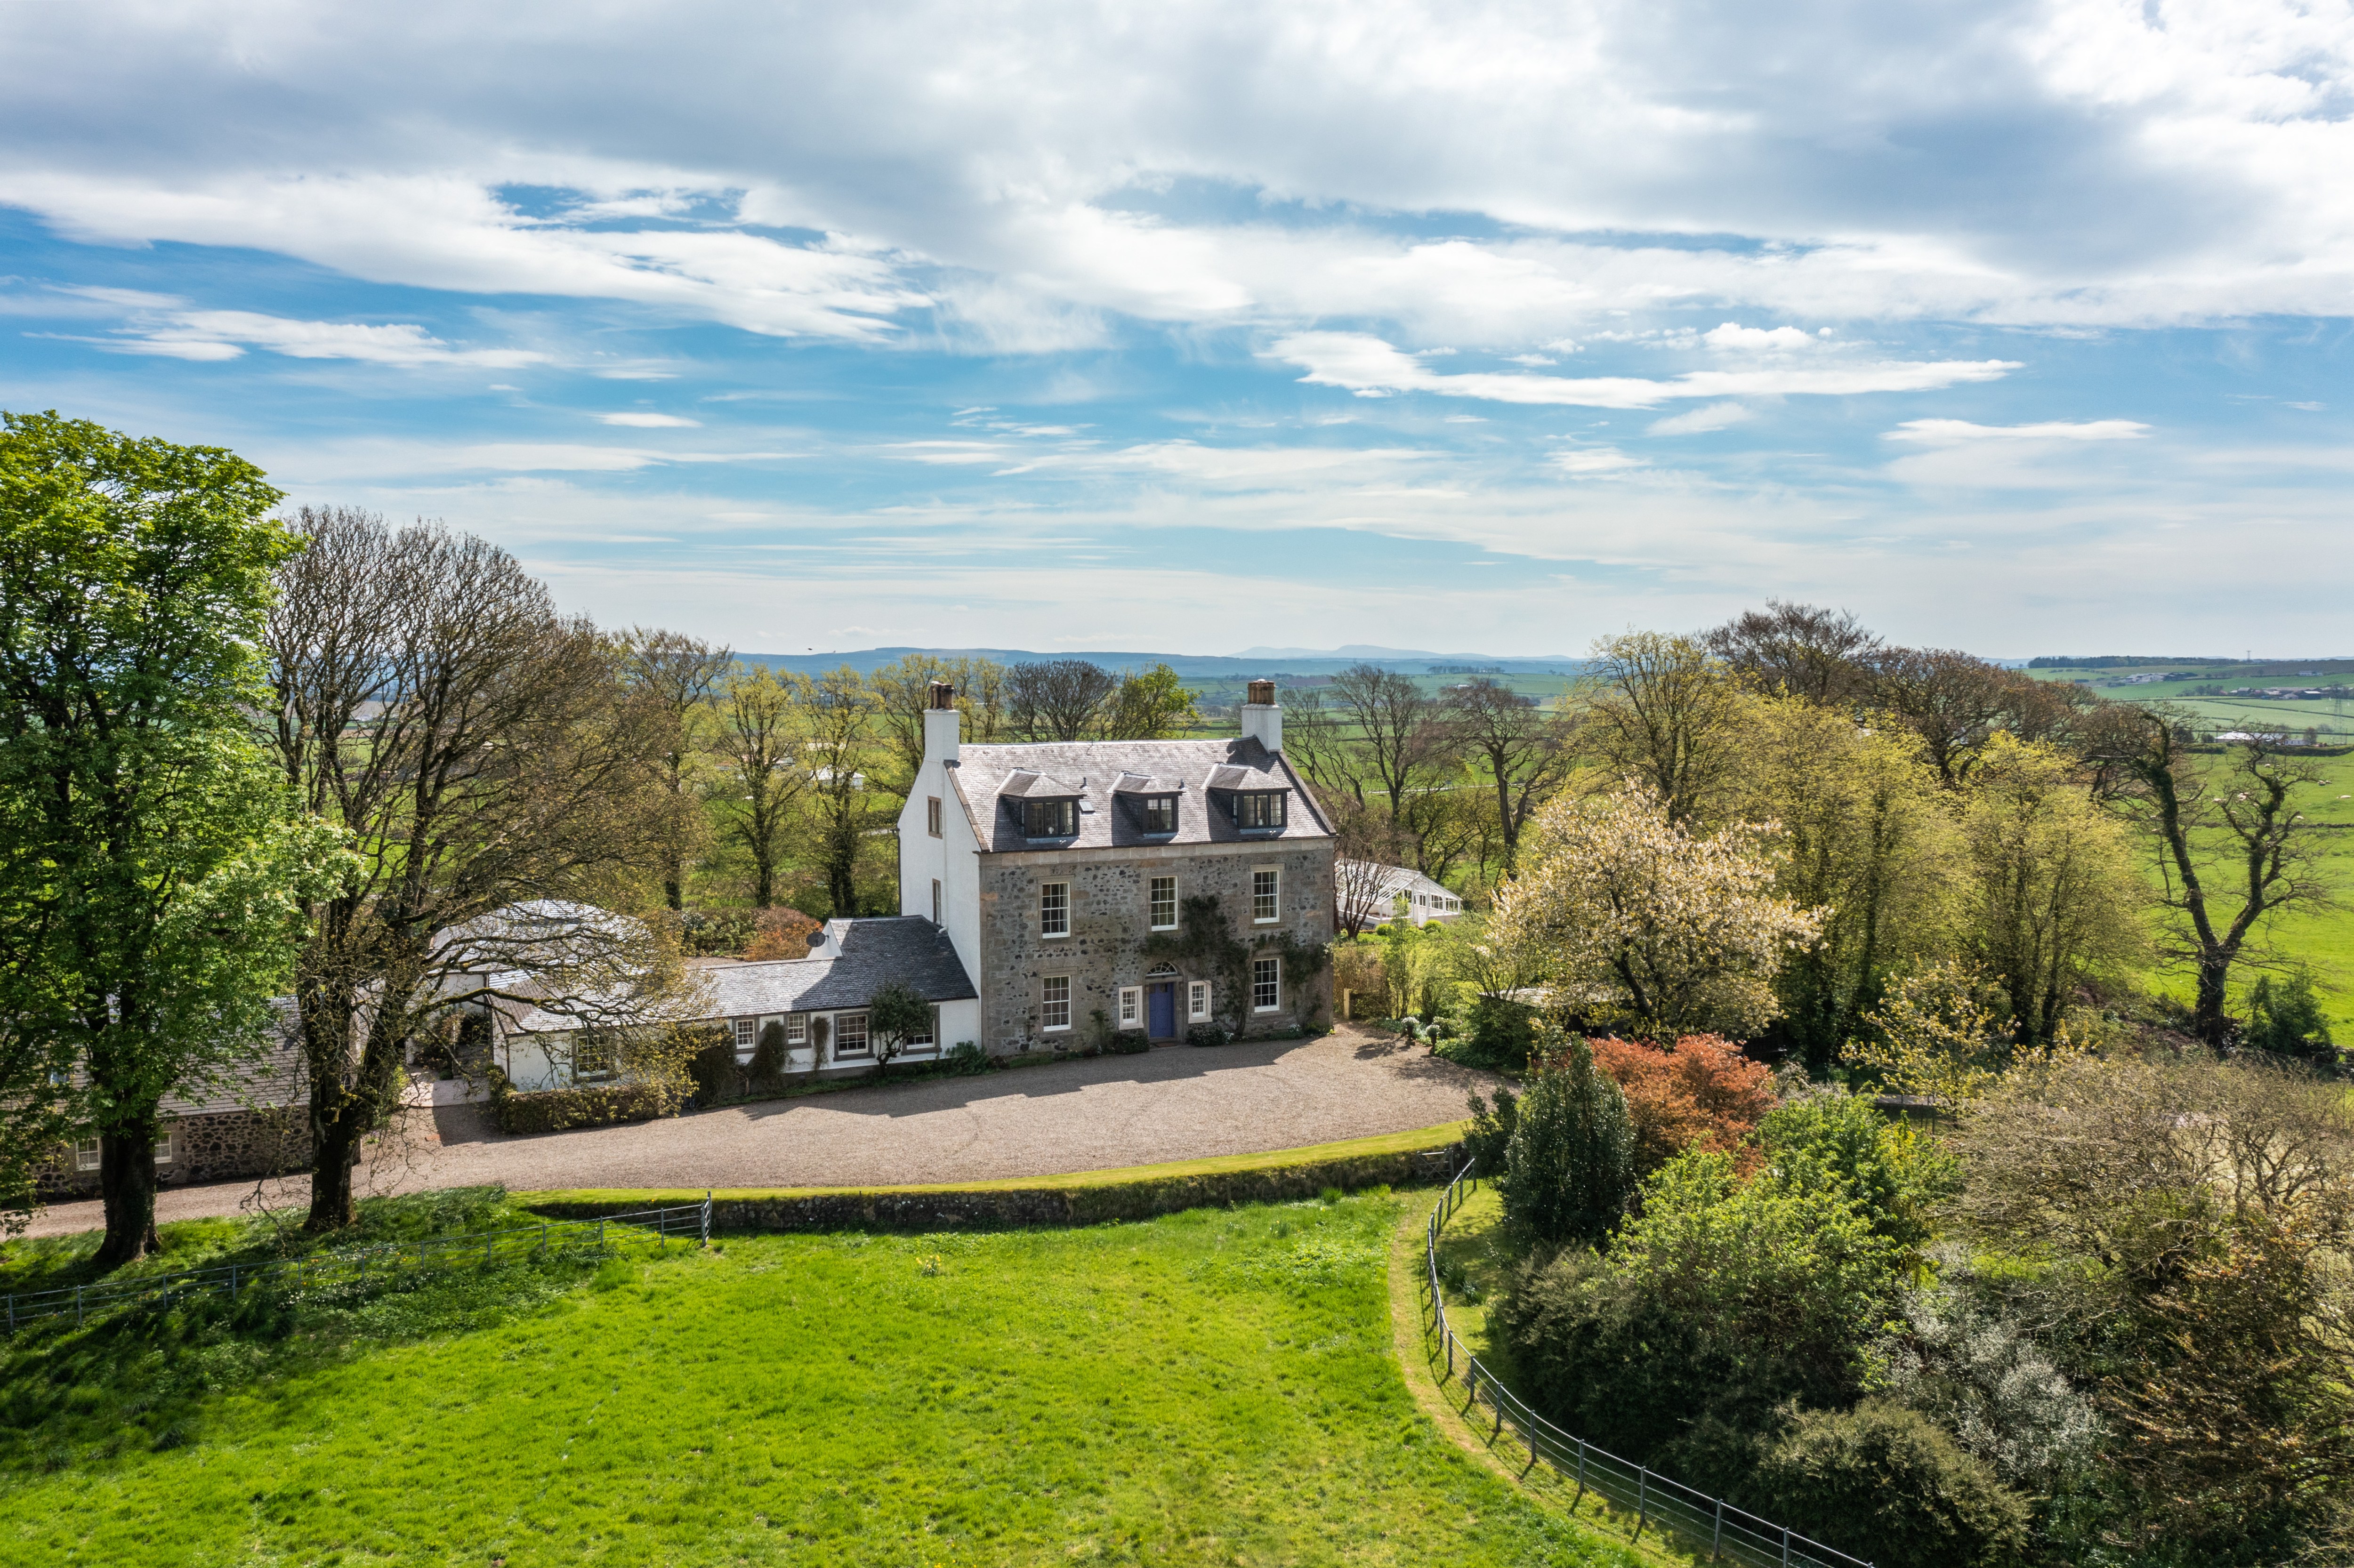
[1701,323,1822,352]
[45,306,556,367]
[1271,332,2018,408]
[1551,445,1646,475]
[0,0,2351,348]
[1885,418,2151,443]
[596,411,701,427]
[1648,402,1755,435]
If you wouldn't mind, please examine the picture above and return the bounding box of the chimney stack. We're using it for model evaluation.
[1241,678,1282,754]
[924,681,961,764]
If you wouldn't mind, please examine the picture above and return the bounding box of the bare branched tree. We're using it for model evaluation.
[1443,678,1576,873]
[1702,599,1882,704]
[1007,659,1117,741]
[265,507,685,1232]
[2083,705,2339,1044]
[617,627,731,910]
[1870,648,2098,791]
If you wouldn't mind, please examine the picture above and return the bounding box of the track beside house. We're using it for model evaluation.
[22,1026,1490,1237]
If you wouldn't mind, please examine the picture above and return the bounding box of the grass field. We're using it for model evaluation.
[0,1188,1643,1568]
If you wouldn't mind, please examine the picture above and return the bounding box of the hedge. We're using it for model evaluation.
[522,1121,1471,1232]
[497,1082,678,1135]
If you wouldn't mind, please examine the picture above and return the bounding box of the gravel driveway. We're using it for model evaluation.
[21,1026,1491,1238]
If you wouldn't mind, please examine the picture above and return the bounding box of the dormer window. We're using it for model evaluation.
[1233,791,1287,830]
[1023,797,1078,837]
[1140,795,1177,833]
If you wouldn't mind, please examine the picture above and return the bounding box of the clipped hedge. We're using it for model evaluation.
[525,1126,1468,1232]
[497,1082,678,1135]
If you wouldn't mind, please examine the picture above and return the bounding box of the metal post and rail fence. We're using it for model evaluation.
[1422,1163,1872,1568]
[2,1193,714,1338]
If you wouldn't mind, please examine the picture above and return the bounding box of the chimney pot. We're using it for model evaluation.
[927,680,956,710]
[1241,678,1282,754]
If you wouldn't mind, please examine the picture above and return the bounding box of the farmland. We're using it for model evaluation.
[0,1189,1649,1568]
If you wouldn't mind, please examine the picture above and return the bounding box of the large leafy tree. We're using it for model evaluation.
[1733,693,1959,1073]
[709,663,806,909]
[1956,736,2145,1045]
[616,627,731,911]
[0,411,332,1262]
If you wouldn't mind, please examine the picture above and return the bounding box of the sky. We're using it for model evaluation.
[2,1,2351,660]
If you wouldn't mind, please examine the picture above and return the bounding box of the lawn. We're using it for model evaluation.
[0,1189,1643,1568]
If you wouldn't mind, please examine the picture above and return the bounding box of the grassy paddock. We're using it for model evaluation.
[0,1189,1638,1567]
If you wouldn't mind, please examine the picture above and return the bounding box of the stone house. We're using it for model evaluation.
[897,679,1337,1051]
[35,1002,311,1197]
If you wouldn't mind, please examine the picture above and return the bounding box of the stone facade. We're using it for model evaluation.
[174,1106,312,1184]
[35,1107,312,1198]
[978,838,1334,1053]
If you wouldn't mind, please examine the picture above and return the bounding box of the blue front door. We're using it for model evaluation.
[1147,983,1177,1040]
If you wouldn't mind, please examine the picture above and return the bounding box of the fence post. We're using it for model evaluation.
[597,1216,606,1253]
[1712,1496,1724,1560]
[230,1264,238,1305]
[1634,1469,1648,1542]
[1572,1439,1586,1510]
[5,1293,13,1334]
[702,1191,711,1247]
[1782,1525,1792,1568]
[75,1285,83,1327]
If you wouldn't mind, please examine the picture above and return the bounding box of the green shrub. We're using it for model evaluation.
[1186,1022,1231,1047]
[1499,1031,1634,1246]
[1741,1399,2031,1568]
[943,1041,992,1075]
[1463,1085,1518,1177]
[2244,970,2337,1063]
[495,1083,676,1135]
[1109,1028,1151,1055]
[1436,995,1538,1072]
[748,1019,789,1092]
[1496,1146,1902,1477]
[688,1031,741,1103]
[1758,1088,1959,1259]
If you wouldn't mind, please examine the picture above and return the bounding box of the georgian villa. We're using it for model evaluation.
[899,679,1337,1050]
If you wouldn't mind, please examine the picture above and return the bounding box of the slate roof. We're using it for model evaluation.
[504,917,976,1034]
[949,737,1333,852]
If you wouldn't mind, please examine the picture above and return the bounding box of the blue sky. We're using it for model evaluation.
[2,1,2351,658]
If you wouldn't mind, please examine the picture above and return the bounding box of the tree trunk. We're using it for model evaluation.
[2195,949,2233,1046]
[305,1110,363,1232]
[664,865,684,911]
[94,1121,162,1267]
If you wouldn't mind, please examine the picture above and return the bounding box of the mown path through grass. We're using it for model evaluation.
[1,1192,1644,1567]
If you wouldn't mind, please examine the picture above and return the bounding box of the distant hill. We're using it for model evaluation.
[738,646,1585,678]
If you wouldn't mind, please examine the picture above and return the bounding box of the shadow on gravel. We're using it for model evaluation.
[736,1036,1311,1121]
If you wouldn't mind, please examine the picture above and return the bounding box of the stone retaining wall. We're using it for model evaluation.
[530,1142,1464,1233]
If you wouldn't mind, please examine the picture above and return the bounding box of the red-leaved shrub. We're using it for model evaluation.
[1587,1033,1774,1176]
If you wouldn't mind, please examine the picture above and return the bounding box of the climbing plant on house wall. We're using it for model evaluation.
[1140,893,1329,1031]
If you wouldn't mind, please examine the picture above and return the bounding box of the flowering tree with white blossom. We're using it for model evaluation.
[1492,782,1820,1040]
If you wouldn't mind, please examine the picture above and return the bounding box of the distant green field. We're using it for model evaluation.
[2024,659,2354,745]
[0,1192,1640,1568]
